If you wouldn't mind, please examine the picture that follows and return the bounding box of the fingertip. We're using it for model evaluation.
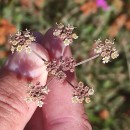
[4,41,49,79]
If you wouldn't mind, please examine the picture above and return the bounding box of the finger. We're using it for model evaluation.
[0,42,49,130]
[24,32,49,130]
[24,108,44,130]
[40,28,92,130]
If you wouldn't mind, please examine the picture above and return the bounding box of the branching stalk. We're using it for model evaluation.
[61,46,66,57]
[32,50,46,62]
[66,79,76,90]
[45,77,55,86]
[75,54,100,67]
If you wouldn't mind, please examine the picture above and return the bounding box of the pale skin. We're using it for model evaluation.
[0,30,92,130]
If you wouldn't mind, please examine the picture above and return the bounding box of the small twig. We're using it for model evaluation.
[32,50,46,62]
[66,79,76,90]
[46,77,55,86]
[61,46,66,57]
[75,54,100,67]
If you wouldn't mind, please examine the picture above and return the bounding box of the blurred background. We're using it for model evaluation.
[0,0,130,130]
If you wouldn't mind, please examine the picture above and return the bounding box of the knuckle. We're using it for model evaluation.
[0,75,30,123]
[0,91,28,121]
[47,116,92,130]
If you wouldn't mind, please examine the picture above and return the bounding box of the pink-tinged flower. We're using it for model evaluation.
[96,0,109,10]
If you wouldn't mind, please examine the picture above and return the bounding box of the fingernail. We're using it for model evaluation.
[4,42,49,78]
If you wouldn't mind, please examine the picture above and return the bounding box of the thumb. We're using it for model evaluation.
[0,42,49,130]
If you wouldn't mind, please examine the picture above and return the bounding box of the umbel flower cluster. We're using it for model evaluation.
[44,57,76,81]
[9,23,119,107]
[71,81,94,103]
[9,29,36,54]
[94,38,119,64]
[53,23,78,46]
[25,82,50,107]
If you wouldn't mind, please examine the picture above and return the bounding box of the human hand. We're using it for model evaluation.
[0,30,92,130]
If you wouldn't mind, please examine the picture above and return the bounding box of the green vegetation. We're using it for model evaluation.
[0,0,130,129]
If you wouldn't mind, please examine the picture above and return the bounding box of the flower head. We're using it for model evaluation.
[42,86,50,94]
[94,38,119,63]
[72,82,94,104]
[63,39,72,46]
[102,56,110,64]
[45,57,76,81]
[96,0,109,10]
[9,29,36,54]
[85,97,91,103]
[25,47,32,53]
[88,88,94,95]
[94,47,102,53]
[53,29,61,36]
[72,33,78,39]
[24,97,33,103]
[37,101,44,107]
[53,23,78,46]
[72,96,80,103]
[111,51,119,59]
[25,82,49,107]
[16,45,23,52]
